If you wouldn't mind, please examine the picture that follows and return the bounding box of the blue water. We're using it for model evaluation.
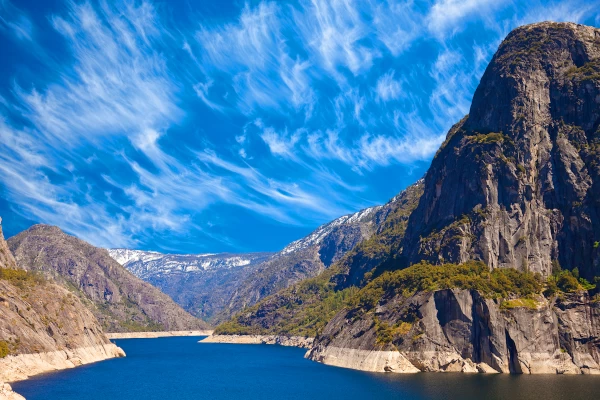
[12,337,600,400]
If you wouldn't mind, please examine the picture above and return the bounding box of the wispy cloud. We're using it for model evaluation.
[427,0,509,37]
[375,70,403,102]
[1,0,598,252]
[0,0,33,41]
[194,2,315,116]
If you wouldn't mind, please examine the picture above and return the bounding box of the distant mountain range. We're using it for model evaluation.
[107,197,408,324]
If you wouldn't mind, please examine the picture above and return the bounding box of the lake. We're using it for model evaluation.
[12,337,600,400]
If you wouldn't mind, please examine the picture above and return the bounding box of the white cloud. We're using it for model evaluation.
[372,0,423,56]
[515,0,598,26]
[15,1,181,147]
[427,0,508,37]
[195,2,315,116]
[375,70,403,102]
[293,0,375,76]
[0,0,33,41]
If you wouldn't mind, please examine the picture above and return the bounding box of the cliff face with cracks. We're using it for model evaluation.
[307,289,600,374]
[0,218,125,389]
[401,22,600,279]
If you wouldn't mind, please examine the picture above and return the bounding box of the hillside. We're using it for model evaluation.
[215,180,424,336]
[0,217,124,388]
[8,225,209,333]
[109,196,412,324]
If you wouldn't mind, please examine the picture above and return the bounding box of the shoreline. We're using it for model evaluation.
[106,330,214,339]
[0,343,125,384]
[199,334,314,349]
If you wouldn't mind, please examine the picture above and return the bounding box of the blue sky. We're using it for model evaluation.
[0,0,599,253]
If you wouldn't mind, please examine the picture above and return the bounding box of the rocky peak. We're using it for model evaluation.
[401,22,600,279]
[467,22,600,134]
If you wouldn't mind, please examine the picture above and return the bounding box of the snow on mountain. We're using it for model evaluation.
[107,249,272,279]
[281,204,382,255]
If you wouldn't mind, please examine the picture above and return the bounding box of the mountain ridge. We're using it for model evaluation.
[8,224,209,332]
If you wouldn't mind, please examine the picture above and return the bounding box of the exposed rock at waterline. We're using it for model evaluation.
[307,289,600,374]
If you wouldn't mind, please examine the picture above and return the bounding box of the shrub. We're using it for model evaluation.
[544,267,596,297]
[0,341,10,358]
[350,261,543,313]
[0,268,45,289]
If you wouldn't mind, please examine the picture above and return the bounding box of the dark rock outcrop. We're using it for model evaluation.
[8,225,209,332]
[308,288,600,374]
[400,22,600,279]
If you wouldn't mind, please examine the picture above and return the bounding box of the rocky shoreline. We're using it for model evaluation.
[106,330,214,339]
[0,343,125,384]
[200,335,314,349]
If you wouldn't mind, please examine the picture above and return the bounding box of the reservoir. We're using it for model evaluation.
[12,336,600,400]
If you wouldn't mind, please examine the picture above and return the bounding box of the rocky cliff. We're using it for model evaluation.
[400,22,600,279]
[8,225,209,332]
[308,285,600,375]
[0,218,124,389]
[213,22,600,375]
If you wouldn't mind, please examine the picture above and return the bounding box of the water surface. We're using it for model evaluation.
[13,337,600,400]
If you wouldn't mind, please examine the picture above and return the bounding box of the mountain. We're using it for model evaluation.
[400,22,600,279]
[8,225,210,332]
[0,217,124,388]
[307,261,600,374]
[107,249,271,279]
[216,201,402,322]
[106,249,272,323]
[214,22,600,374]
[215,179,424,336]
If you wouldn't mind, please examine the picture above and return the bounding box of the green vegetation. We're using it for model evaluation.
[500,298,539,310]
[217,257,600,339]
[350,261,543,313]
[215,268,359,337]
[119,319,164,332]
[544,265,596,297]
[0,267,45,289]
[565,60,600,82]
[0,340,9,358]
[466,132,507,145]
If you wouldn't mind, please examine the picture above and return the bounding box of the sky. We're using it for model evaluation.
[0,0,599,254]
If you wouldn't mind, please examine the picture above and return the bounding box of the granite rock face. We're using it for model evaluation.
[401,22,600,279]
[8,225,209,332]
[308,289,600,374]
